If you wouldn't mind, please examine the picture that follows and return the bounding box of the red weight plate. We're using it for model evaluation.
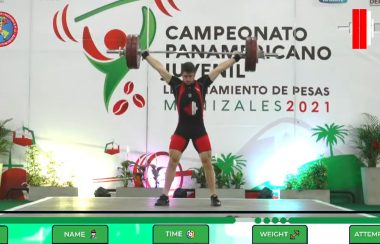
[126,35,140,69]
[245,37,258,72]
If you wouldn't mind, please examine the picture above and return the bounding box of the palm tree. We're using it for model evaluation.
[312,123,348,157]
[212,153,246,188]
[352,113,380,167]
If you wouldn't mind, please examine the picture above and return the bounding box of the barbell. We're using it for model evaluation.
[106,35,279,72]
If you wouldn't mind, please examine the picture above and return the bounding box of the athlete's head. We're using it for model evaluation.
[181,62,195,85]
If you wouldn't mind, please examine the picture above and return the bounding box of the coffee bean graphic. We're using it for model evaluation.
[124,81,134,95]
[133,94,145,108]
[113,99,129,115]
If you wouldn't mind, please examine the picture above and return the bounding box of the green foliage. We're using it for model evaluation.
[191,153,247,189]
[25,145,75,187]
[312,123,348,157]
[213,164,226,189]
[61,180,74,187]
[351,113,380,167]
[302,161,329,189]
[285,159,328,190]
[285,174,300,190]
[46,155,60,187]
[213,153,246,177]
[191,166,207,188]
[0,119,12,157]
[212,153,246,189]
[117,160,135,187]
[25,145,46,187]
[117,160,152,188]
[231,171,246,189]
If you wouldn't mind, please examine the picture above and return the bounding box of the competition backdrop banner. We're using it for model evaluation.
[0,0,379,196]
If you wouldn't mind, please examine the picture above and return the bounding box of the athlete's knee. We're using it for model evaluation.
[169,150,181,165]
[200,151,212,165]
[202,160,212,168]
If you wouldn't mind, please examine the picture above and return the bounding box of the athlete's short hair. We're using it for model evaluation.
[181,62,196,74]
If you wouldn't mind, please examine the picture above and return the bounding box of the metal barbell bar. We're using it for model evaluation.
[107,49,278,58]
[106,35,279,72]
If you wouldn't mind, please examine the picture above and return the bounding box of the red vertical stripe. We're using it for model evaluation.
[177,84,185,114]
[352,9,360,49]
[360,9,367,49]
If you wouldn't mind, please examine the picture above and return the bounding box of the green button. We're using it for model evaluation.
[52,225,108,244]
[350,225,380,244]
[252,225,308,244]
[0,226,8,244]
[153,225,209,244]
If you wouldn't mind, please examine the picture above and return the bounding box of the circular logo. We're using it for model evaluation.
[186,230,195,239]
[0,12,18,47]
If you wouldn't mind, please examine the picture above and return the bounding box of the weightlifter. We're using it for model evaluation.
[141,50,242,207]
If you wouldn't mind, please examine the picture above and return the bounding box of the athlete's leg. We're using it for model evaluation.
[199,150,217,196]
[163,134,189,196]
[163,149,182,196]
[193,134,216,196]
[156,134,188,206]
